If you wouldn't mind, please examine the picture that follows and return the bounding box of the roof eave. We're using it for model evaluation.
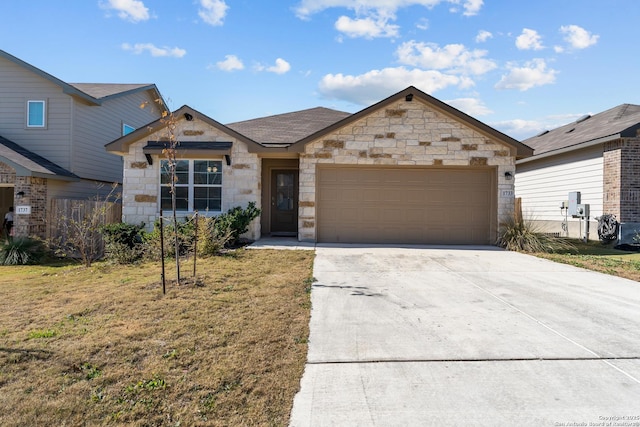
[0,157,80,181]
[98,84,167,110]
[517,133,622,165]
[0,50,100,105]
[106,105,262,154]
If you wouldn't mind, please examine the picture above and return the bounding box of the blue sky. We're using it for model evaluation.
[2,0,638,140]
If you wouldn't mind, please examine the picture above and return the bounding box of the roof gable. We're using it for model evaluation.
[522,104,640,157]
[0,49,165,109]
[105,105,262,154]
[289,86,533,158]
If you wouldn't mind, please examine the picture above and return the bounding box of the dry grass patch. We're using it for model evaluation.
[0,249,314,426]
[532,240,640,282]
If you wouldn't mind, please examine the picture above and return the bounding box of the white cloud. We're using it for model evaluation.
[495,59,557,91]
[121,43,186,58]
[256,58,292,74]
[335,15,399,38]
[515,28,544,50]
[445,97,493,116]
[295,0,484,17]
[560,25,599,49]
[268,58,291,74]
[462,0,483,16]
[553,45,564,53]
[493,113,585,140]
[318,67,469,105]
[396,41,497,75]
[100,0,150,22]
[491,118,545,140]
[416,18,429,30]
[216,54,244,71]
[475,30,492,43]
[198,0,229,26]
[294,1,483,38]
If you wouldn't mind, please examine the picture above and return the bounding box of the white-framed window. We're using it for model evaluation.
[122,123,135,136]
[27,100,46,128]
[159,159,223,212]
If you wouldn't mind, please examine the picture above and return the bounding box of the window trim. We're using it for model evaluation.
[26,100,46,128]
[122,123,136,136]
[159,159,223,213]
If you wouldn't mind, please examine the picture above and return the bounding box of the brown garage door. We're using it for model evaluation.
[317,167,494,244]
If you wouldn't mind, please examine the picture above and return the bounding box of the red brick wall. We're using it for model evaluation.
[603,137,640,222]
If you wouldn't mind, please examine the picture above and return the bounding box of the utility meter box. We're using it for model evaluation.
[574,204,590,218]
[568,192,581,216]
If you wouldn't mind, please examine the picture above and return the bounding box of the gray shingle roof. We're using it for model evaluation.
[69,83,156,99]
[225,107,351,144]
[523,104,640,155]
[0,135,79,180]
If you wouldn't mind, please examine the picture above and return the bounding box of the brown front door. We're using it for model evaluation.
[270,170,298,235]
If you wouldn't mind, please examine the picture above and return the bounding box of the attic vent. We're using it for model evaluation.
[536,130,549,137]
[575,114,591,123]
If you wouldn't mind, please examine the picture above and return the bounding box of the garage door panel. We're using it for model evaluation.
[317,167,494,244]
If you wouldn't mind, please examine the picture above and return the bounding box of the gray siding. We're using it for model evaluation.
[0,56,72,169]
[47,179,121,201]
[515,145,604,222]
[71,90,161,183]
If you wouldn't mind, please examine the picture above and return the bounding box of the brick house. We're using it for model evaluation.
[516,104,640,241]
[106,86,532,245]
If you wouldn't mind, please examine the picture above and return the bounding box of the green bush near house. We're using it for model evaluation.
[138,203,261,261]
[100,222,145,264]
[214,202,261,245]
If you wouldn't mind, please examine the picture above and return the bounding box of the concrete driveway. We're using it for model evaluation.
[289,245,640,426]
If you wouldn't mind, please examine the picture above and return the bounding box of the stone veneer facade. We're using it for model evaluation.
[297,98,516,242]
[603,137,640,222]
[121,118,261,239]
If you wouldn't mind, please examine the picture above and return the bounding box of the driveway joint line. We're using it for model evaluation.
[306,356,640,365]
[423,255,640,385]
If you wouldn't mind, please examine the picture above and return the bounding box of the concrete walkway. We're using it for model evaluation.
[289,245,640,426]
[247,237,315,251]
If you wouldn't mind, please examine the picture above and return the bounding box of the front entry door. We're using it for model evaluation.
[270,170,298,235]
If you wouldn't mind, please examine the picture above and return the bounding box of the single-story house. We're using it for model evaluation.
[106,86,532,245]
[515,104,640,241]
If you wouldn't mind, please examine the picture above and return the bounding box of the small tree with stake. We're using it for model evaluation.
[142,100,182,285]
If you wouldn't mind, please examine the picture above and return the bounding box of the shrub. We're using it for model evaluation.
[140,203,260,260]
[196,216,233,256]
[0,238,46,265]
[497,216,574,253]
[215,202,261,245]
[100,223,145,264]
[142,219,194,260]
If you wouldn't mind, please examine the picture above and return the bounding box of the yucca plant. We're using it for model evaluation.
[0,237,46,265]
[497,216,574,253]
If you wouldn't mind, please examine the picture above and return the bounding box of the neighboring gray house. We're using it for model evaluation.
[106,86,532,245]
[516,104,640,240]
[0,49,164,238]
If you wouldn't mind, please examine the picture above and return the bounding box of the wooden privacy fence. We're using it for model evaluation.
[514,197,523,223]
[48,198,122,246]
